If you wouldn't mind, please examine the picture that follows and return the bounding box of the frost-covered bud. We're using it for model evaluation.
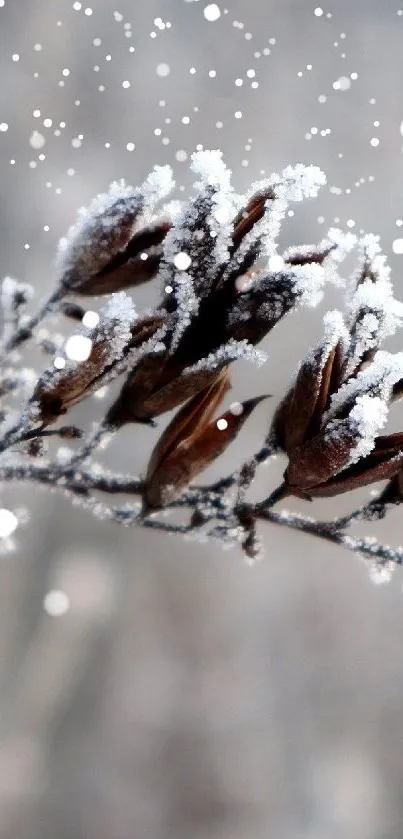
[271,310,347,453]
[341,235,403,379]
[283,349,403,498]
[226,261,326,345]
[56,166,174,295]
[31,292,137,426]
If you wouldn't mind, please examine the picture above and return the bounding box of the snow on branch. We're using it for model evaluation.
[1,152,403,581]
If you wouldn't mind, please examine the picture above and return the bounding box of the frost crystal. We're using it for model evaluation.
[98,291,136,360]
[290,262,325,307]
[348,395,389,461]
[329,350,403,420]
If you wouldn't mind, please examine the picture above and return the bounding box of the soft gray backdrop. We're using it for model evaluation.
[1,1,403,837]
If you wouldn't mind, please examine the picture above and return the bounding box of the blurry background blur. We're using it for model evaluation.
[1,1,403,837]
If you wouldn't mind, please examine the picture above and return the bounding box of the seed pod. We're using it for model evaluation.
[72,221,171,296]
[56,165,174,295]
[273,339,343,455]
[299,434,403,498]
[146,371,266,507]
[32,292,137,426]
[285,421,360,496]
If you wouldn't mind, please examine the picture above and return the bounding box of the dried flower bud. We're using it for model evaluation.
[284,358,403,498]
[108,360,221,426]
[145,371,266,507]
[272,312,345,453]
[226,263,326,345]
[340,235,403,380]
[72,221,171,296]
[301,434,403,498]
[31,292,136,426]
[56,166,174,295]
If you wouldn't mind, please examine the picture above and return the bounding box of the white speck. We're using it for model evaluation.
[122,79,130,88]
[318,94,327,103]
[140,253,148,261]
[43,118,52,127]
[246,68,255,78]
[208,69,216,78]
[0,509,18,538]
[156,63,170,77]
[370,137,379,147]
[73,1,82,9]
[393,238,403,254]
[181,115,190,124]
[12,53,19,62]
[82,310,100,328]
[234,110,242,119]
[175,149,188,162]
[314,6,323,15]
[216,418,228,430]
[173,251,192,271]
[67,168,75,176]
[229,401,243,416]
[165,285,173,294]
[65,334,92,361]
[204,3,221,21]
[235,78,243,86]
[29,130,45,149]
[72,137,82,148]
[84,6,92,14]
[126,142,135,151]
[333,76,351,91]
[54,356,66,369]
[43,590,70,617]
[0,123,8,132]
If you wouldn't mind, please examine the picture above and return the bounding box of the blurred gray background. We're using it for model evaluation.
[1,1,403,837]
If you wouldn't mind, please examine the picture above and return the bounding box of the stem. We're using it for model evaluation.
[0,286,64,356]
[257,482,290,510]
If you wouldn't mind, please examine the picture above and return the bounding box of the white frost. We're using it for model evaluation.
[56,166,174,282]
[347,394,389,461]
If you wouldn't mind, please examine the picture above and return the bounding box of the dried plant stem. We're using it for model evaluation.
[0,285,64,356]
[0,444,400,570]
